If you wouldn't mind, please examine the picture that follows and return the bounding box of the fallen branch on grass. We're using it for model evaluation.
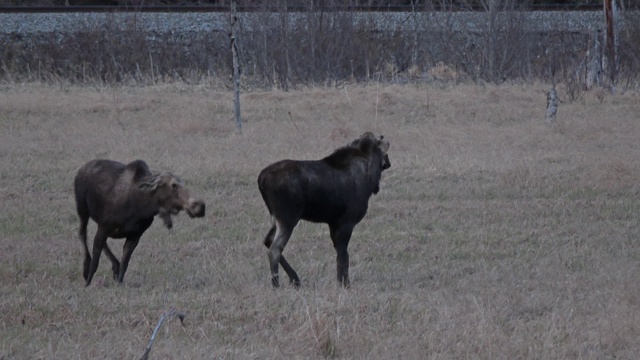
[139,308,186,360]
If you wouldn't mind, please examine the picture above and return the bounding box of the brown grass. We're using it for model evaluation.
[1,83,640,359]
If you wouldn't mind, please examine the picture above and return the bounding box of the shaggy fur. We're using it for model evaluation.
[258,132,390,288]
[74,159,205,286]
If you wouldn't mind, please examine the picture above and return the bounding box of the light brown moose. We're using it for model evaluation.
[74,159,205,286]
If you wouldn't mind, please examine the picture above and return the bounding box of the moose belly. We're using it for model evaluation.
[108,217,154,238]
[301,200,350,224]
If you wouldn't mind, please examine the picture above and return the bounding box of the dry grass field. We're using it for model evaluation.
[1,82,640,359]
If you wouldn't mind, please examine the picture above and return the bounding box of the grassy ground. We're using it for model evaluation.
[1,82,640,359]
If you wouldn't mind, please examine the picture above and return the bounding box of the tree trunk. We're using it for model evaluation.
[604,0,618,87]
[230,0,242,134]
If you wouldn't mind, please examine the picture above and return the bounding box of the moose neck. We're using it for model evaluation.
[128,188,164,219]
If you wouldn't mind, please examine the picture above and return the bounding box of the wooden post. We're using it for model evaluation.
[230,0,242,134]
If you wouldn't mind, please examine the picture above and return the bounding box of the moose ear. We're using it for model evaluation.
[377,136,390,153]
[138,174,161,192]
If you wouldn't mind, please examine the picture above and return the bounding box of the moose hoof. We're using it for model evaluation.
[111,266,120,281]
[291,279,301,289]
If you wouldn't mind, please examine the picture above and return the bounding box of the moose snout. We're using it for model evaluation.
[187,199,205,218]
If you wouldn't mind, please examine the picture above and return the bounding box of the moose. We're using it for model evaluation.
[74,159,205,286]
[258,132,391,288]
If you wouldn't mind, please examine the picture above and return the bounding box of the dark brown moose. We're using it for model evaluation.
[258,132,391,288]
[74,159,205,286]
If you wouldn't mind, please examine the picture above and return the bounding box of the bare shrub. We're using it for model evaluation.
[539,31,592,102]
[1,2,636,88]
[475,0,534,83]
[241,3,411,88]
[0,15,229,85]
[427,62,460,82]
[618,12,640,88]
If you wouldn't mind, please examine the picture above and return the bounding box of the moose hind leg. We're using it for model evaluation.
[279,255,301,288]
[264,224,281,287]
[263,225,276,248]
[268,221,298,288]
[264,224,300,288]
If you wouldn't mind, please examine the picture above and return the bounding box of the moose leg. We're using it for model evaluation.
[78,214,91,282]
[280,255,300,288]
[102,244,121,281]
[267,221,299,288]
[264,224,300,288]
[86,227,108,286]
[330,224,354,288]
[117,235,141,283]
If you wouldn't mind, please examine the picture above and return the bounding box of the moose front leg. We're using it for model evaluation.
[86,227,108,286]
[330,223,354,288]
[102,244,121,281]
[117,235,141,283]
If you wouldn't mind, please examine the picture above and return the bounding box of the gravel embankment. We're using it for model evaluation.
[0,11,612,38]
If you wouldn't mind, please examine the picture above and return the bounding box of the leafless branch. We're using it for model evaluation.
[139,308,186,360]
